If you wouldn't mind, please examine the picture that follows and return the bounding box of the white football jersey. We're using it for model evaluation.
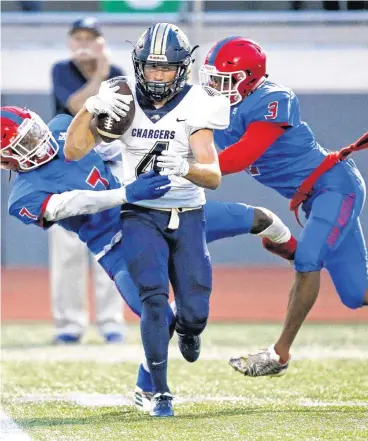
[118,79,230,208]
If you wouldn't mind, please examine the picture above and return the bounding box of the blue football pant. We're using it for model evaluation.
[99,201,255,317]
[204,201,254,243]
[295,161,368,309]
[108,206,212,336]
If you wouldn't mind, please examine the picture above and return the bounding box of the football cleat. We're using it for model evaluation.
[177,333,201,363]
[52,333,81,345]
[135,363,153,412]
[262,236,297,261]
[150,392,174,417]
[135,386,153,412]
[229,345,290,377]
[104,332,124,344]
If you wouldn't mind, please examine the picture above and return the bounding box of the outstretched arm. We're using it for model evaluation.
[43,186,129,222]
[16,171,167,230]
[218,121,287,175]
[42,171,170,223]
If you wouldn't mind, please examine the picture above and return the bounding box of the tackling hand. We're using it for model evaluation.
[156,150,189,177]
[125,170,171,203]
[85,80,131,122]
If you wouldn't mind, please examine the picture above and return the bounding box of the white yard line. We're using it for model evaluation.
[2,345,368,362]
[11,393,368,408]
[300,400,368,407]
[0,408,33,441]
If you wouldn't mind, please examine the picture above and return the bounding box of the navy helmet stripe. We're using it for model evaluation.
[208,36,241,65]
[0,110,24,126]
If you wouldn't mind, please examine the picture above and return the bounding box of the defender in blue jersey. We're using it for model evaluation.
[200,37,368,377]
[1,104,299,411]
[1,106,172,294]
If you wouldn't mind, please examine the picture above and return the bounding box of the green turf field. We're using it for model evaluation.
[1,323,367,441]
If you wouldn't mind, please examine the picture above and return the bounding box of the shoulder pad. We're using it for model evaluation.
[187,86,230,131]
[48,114,73,134]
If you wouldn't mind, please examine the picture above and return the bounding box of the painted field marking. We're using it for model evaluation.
[0,408,32,441]
[2,345,368,363]
[11,394,368,409]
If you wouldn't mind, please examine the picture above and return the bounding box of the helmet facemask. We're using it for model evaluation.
[1,112,59,172]
[133,54,191,102]
[199,64,247,106]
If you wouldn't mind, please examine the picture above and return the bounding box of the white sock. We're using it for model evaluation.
[255,208,291,244]
[170,300,177,315]
[142,358,150,373]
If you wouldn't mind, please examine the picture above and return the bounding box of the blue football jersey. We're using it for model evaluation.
[214,80,328,198]
[8,114,122,257]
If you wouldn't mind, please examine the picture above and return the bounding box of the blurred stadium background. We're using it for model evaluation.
[1,0,368,324]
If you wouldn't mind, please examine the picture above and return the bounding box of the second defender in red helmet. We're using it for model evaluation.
[200,37,266,106]
[200,37,368,377]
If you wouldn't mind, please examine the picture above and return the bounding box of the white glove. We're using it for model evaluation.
[85,80,131,121]
[95,140,123,161]
[156,150,190,177]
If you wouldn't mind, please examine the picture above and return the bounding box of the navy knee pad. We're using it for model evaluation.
[141,294,170,365]
[141,294,168,326]
[175,295,210,336]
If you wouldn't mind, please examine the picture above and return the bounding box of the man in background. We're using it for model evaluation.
[50,17,126,344]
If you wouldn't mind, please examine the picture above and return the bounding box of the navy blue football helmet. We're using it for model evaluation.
[132,23,193,102]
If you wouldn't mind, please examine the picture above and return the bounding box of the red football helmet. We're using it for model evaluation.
[199,37,267,106]
[0,106,58,172]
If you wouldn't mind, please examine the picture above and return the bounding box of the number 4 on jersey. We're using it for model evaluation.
[136,141,169,177]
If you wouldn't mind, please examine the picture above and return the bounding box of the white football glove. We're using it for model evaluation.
[156,150,190,177]
[94,140,123,161]
[85,80,131,121]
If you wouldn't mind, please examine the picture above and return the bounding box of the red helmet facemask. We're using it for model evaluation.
[199,37,267,106]
[0,106,59,172]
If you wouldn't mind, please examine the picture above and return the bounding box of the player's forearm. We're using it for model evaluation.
[43,188,127,222]
[64,106,96,161]
[186,129,222,189]
[219,121,286,175]
[66,77,103,115]
[185,162,221,190]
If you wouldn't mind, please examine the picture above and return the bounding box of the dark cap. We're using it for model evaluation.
[69,17,102,37]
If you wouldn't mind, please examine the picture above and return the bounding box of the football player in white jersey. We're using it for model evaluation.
[64,23,230,417]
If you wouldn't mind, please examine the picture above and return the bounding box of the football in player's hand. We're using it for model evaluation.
[95,78,135,143]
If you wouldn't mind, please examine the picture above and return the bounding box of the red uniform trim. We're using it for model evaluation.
[290,131,368,227]
[219,121,287,175]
